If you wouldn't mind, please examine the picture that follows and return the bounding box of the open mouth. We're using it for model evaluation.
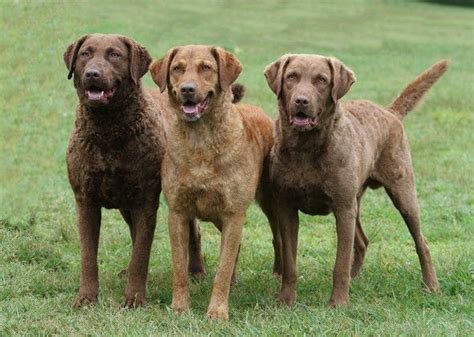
[180,92,212,121]
[86,86,116,103]
[290,112,318,127]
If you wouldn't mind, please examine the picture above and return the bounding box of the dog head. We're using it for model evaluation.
[265,54,355,132]
[64,33,151,109]
[150,45,242,122]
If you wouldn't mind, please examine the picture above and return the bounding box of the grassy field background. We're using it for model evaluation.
[1,0,473,335]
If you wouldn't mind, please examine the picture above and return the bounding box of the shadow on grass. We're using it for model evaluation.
[420,0,474,7]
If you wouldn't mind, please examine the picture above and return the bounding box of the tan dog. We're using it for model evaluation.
[64,34,205,308]
[264,54,447,306]
[150,45,281,319]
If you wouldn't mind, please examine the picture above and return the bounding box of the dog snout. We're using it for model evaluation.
[180,82,196,98]
[85,68,102,80]
[294,95,310,107]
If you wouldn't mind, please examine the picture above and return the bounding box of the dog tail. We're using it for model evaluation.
[231,83,246,103]
[388,60,448,119]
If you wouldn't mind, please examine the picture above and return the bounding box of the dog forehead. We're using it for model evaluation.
[174,45,216,64]
[289,54,330,73]
[81,34,128,53]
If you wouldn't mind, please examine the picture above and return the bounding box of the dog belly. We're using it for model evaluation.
[284,186,332,216]
[97,175,139,208]
[299,203,332,216]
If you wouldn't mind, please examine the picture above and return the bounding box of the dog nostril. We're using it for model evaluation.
[295,96,309,106]
[180,84,196,95]
[85,69,101,79]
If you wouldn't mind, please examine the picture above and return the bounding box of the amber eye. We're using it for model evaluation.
[319,76,328,84]
[110,52,121,58]
[201,64,212,71]
[80,51,90,57]
[172,65,182,72]
[287,72,296,80]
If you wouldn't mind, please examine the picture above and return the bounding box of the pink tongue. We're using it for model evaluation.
[182,104,198,114]
[294,116,309,124]
[87,90,104,100]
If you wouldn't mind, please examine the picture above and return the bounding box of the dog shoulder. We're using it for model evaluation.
[236,104,274,150]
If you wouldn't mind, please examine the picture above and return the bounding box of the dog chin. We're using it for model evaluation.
[182,111,202,122]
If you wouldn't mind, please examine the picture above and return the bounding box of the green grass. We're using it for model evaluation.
[1,0,473,335]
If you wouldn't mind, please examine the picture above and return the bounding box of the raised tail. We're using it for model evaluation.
[388,60,448,119]
[231,83,246,103]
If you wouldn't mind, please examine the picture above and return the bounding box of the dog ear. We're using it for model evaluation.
[211,47,242,90]
[327,57,356,104]
[121,37,152,85]
[264,54,292,98]
[150,48,179,93]
[64,35,90,80]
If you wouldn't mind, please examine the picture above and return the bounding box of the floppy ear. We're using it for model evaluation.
[327,57,356,104]
[264,54,292,98]
[64,34,90,80]
[121,37,152,85]
[149,48,179,93]
[211,47,242,90]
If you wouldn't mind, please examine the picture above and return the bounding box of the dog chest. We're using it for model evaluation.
[68,143,161,208]
[272,157,333,215]
[165,159,257,220]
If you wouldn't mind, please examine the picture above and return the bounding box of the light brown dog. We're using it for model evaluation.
[150,45,281,319]
[264,54,447,306]
[64,34,205,308]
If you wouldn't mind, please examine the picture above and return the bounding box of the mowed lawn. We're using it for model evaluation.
[1,0,473,335]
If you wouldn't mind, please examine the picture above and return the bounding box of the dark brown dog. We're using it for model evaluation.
[64,34,205,308]
[149,45,281,319]
[264,54,447,306]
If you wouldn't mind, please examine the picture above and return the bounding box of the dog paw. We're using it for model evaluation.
[117,268,128,279]
[122,292,146,309]
[424,279,441,293]
[171,298,191,313]
[72,293,97,308]
[277,289,296,306]
[350,264,362,279]
[206,305,229,320]
[231,273,238,286]
[328,295,349,307]
[272,264,282,277]
[189,270,207,281]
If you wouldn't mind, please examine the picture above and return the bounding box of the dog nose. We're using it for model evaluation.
[180,83,196,95]
[294,95,309,106]
[85,69,101,79]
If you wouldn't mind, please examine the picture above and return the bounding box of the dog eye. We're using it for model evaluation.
[110,52,121,58]
[80,51,90,57]
[318,76,328,84]
[287,73,297,80]
[201,64,212,71]
[172,65,182,72]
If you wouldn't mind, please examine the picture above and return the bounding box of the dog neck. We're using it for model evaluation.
[275,102,343,156]
[76,83,153,146]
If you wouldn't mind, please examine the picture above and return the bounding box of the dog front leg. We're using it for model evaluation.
[329,203,357,306]
[122,205,157,308]
[168,211,192,313]
[73,201,101,307]
[276,203,299,306]
[207,213,245,320]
